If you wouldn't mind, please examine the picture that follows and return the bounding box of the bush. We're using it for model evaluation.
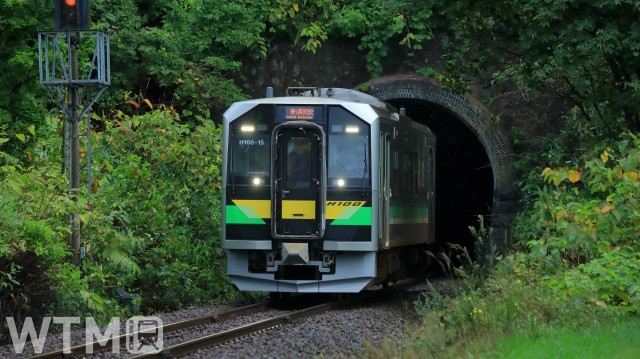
[88,108,235,311]
[370,255,617,359]
[0,108,239,344]
[0,120,134,342]
[515,131,640,312]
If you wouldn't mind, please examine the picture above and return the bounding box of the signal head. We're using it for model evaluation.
[54,0,89,31]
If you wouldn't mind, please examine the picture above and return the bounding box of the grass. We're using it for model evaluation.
[487,317,640,359]
[363,215,640,359]
[362,254,640,359]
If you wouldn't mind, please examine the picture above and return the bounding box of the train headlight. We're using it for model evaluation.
[241,124,255,132]
[252,177,262,185]
[337,178,345,187]
[345,125,359,134]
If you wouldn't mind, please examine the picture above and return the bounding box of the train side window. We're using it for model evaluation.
[413,152,420,195]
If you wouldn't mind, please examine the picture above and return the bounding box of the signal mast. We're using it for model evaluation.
[39,0,110,266]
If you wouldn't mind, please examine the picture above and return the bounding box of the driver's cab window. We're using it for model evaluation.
[286,136,312,188]
[328,107,370,187]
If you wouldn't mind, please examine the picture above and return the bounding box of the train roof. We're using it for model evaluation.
[289,87,391,110]
[229,87,392,110]
[224,88,433,138]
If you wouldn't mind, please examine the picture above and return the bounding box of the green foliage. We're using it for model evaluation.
[549,249,639,312]
[365,246,637,358]
[369,126,640,357]
[515,131,640,312]
[430,0,640,132]
[330,1,435,77]
[88,108,234,310]
[90,0,253,118]
[372,257,627,359]
[417,66,470,93]
[259,0,435,77]
[1,108,236,344]
[0,0,49,157]
[1,0,438,152]
[0,118,139,338]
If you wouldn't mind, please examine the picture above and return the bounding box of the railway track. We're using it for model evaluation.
[29,279,423,359]
[28,302,269,359]
[130,299,340,359]
[133,279,422,359]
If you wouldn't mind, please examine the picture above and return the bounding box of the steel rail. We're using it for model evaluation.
[129,300,338,359]
[29,278,425,359]
[130,278,425,358]
[28,301,269,359]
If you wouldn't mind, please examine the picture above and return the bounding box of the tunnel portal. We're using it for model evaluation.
[390,99,494,256]
[368,76,518,257]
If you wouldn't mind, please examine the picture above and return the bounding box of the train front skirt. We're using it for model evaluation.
[226,250,376,293]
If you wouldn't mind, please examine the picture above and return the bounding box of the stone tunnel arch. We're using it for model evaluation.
[366,75,518,251]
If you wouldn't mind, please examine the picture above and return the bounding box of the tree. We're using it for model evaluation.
[0,0,50,157]
[431,0,640,134]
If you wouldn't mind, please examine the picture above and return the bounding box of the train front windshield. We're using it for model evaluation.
[327,107,370,188]
[229,122,271,186]
[228,105,370,188]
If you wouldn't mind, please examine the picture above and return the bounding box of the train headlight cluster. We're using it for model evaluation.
[241,124,255,132]
[330,124,361,134]
[336,178,345,187]
[345,125,359,134]
[252,177,263,185]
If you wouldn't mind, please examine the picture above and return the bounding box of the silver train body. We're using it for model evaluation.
[222,88,436,293]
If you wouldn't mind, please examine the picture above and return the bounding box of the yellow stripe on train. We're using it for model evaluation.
[326,201,365,219]
[232,200,271,219]
[282,200,316,219]
[230,199,366,220]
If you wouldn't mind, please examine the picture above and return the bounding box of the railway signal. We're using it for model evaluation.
[54,0,90,31]
[41,0,110,266]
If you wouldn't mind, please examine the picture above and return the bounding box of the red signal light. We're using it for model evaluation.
[54,0,89,31]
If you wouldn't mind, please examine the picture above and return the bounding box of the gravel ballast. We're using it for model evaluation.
[1,278,461,358]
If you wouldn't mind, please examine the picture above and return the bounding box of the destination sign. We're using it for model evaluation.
[275,105,323,123]
[285,106,316,120]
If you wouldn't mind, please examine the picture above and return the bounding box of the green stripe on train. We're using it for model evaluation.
[390,203,429,220]
[226,205,372,226]
[331,207,372,226]
[226,205,266,224]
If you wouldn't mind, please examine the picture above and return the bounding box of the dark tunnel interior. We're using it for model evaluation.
[388,99,494,258]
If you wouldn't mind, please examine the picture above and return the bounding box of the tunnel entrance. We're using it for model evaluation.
[389,99,494,257]
[368,75,519,261]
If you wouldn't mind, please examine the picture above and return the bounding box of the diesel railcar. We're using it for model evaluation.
[222,87,436,293]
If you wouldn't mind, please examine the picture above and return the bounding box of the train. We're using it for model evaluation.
[222,87,436,293]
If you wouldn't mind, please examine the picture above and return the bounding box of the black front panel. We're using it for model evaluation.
[225,104,373,243]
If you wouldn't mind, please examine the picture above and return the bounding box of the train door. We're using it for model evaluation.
[272,122,326,238]
[379,131,391,248]
[428,145,436,239]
